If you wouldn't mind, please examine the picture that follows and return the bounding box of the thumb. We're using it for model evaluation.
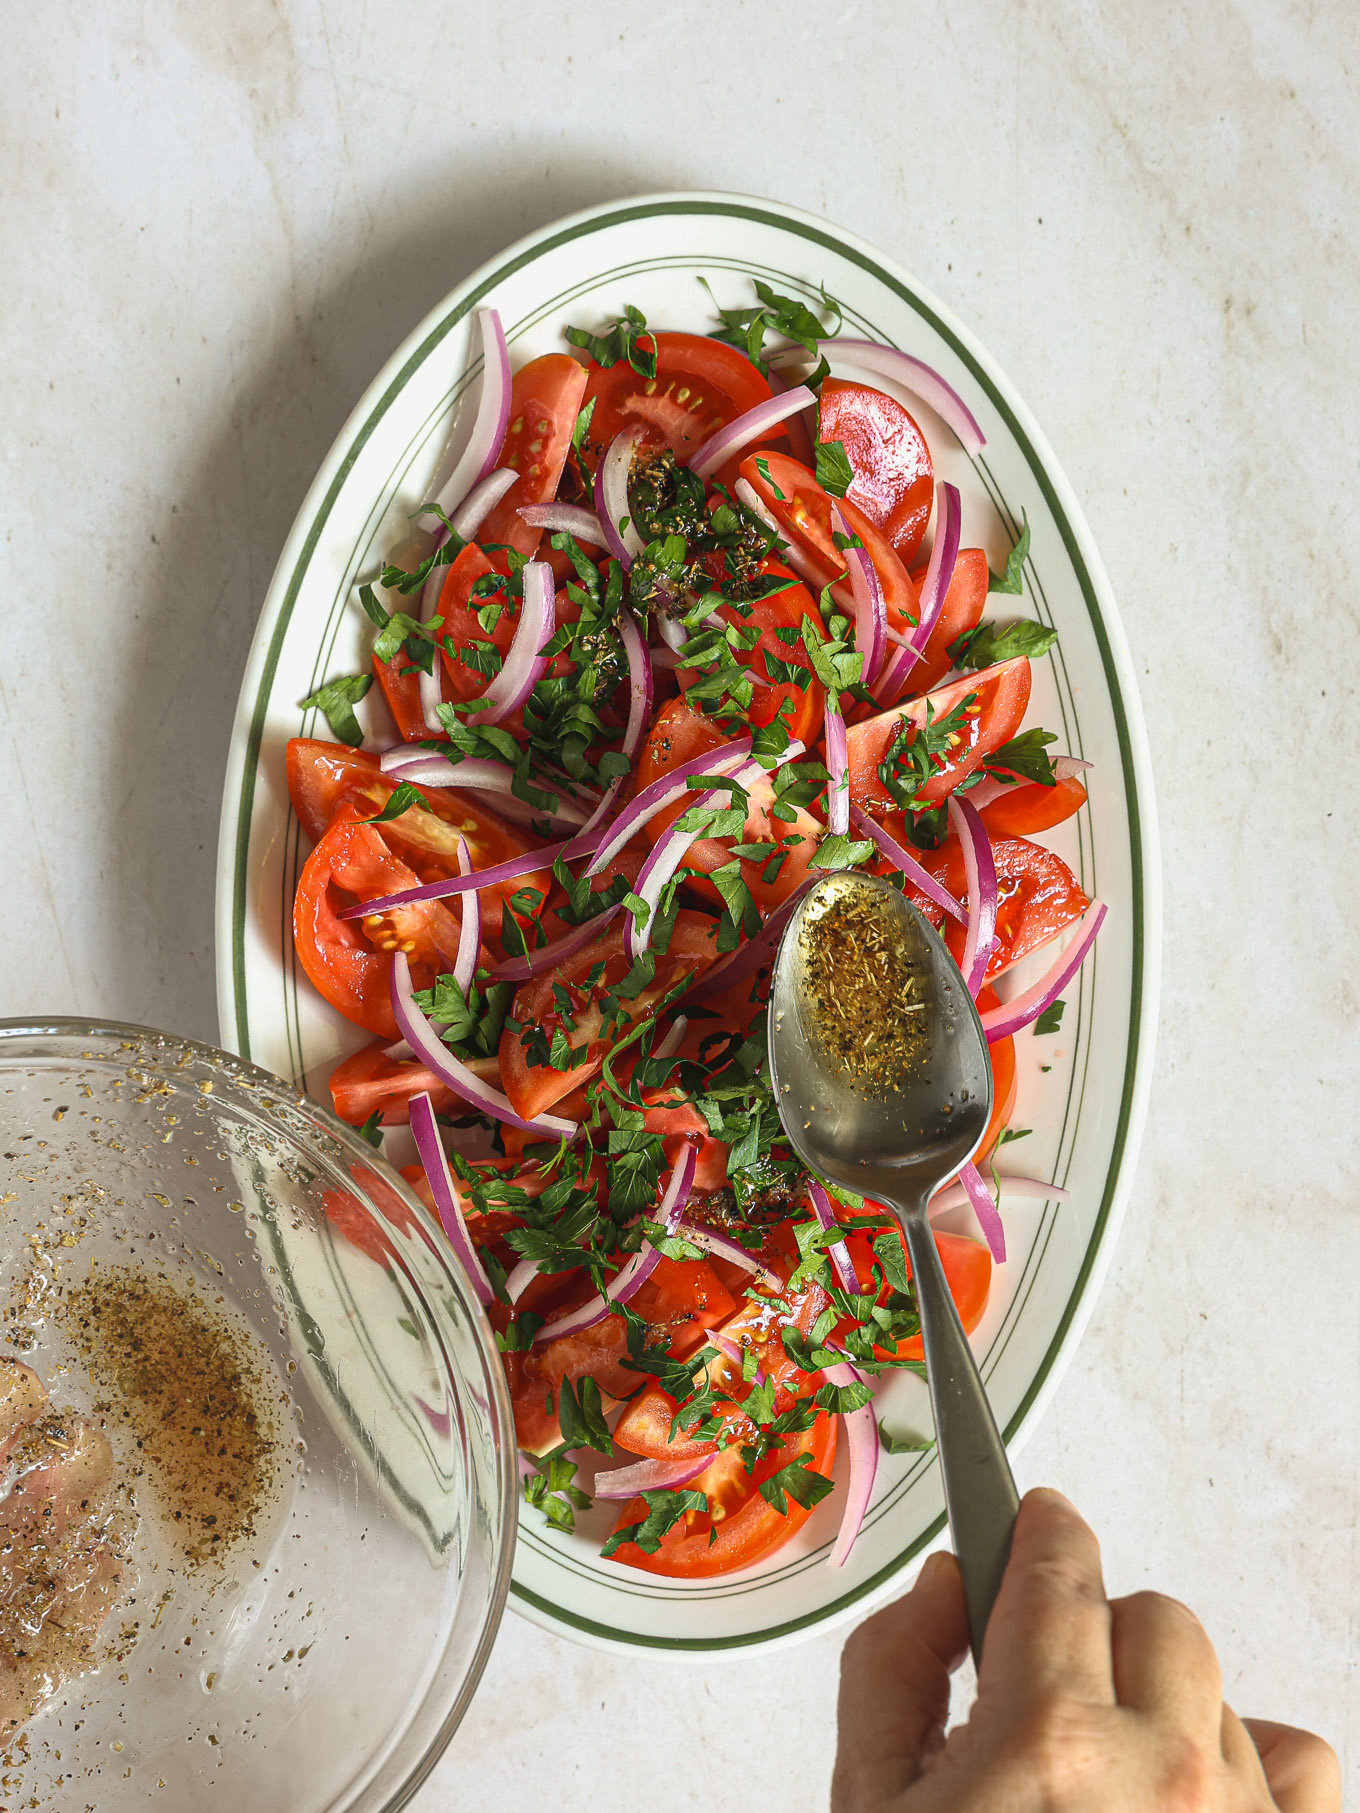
[832,1550,970,1812]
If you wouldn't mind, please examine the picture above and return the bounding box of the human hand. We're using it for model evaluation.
[832,1488,1340,1812]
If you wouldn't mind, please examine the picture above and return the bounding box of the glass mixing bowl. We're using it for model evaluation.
[0,1019,516,1810]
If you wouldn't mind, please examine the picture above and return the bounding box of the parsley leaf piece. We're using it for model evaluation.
[571,396,597,452]
[879,1427,934,1455]
[557,1376,613,1456]
[357,780,431,826]
[950,616,1058,670]
[355,1109,384,1149]
[565,304,658,378]
[985,727,1059,787]
[758,1453,836,1515]
[988,511,1031,594]
[814,1378,876,1415]
[871,1230,911,1293]
[814,438,855,498]
[809,833,875,872]
[299,673,372,748]
[600,1487,708,1559]
[1034,998,1066,1036]
[700,276,843,372]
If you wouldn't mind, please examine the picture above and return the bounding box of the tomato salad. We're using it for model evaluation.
[290,287,1103,1578]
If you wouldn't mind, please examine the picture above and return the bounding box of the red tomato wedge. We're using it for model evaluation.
[499,911,722,1122]
[839,1225,992,1364]
[905,833,1090,981]
[978,773,1088,839]
[293,803,465,1038]
[817,378,934,563]
[476,354,588,557]
[607,1412,837,1578]
[580,331,775,470]
[737,450,920,637]
[845,658,1031,813]
[678,557,826,746]
[329,1040,504,1127]
[907,548,990,694]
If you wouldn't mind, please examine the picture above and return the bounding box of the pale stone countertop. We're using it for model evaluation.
[3,2,1358,1805]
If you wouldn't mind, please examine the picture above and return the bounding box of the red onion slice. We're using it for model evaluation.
[948,794,998,996]
[338,836,580,922]
[709,1329,765,1386]
[624,756,766,961]
[428,308,513,516]
[687,386,816,482]
[979,901,1107,1043]
[487,903,622,983]
[848,807,966,926]
[532,1143,698,1345]
[824,707,850,837]
[806,1178,858,1294]
[452,464,519,539]
[505,1257,537,1305]
[673,1219,783,1291]
[583,737,753,878]
[475,558,555,726]
[928,1174,1070,1217]
[451,835,480,995]
[823,1357,878,1569]
[517,503,608,548]
[771,339,985,456]
[651,1015,687,1064]
[830,502,886,687]
[871,481,960,704]
[616,609,652,761]
[390,952,578,1138]
[592,1451,714,1501]
[408,1090,493,1306]
[380,753,592,830]
[596,427,644,567]
[958,1160,1006,1263]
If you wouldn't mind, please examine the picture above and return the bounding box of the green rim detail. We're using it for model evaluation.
[224,196,1153,1652]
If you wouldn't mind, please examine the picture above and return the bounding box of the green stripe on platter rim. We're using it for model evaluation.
[224,195,1152,1650]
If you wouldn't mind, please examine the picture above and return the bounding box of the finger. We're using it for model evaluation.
[831,1549,969,1812]
[978,1487,1115,1709]
[1108,1591,1222,1737]
[1242,1719,1342,1813]
[1221,1704,1271,1790]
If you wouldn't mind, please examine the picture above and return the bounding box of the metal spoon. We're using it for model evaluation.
[768,868,1018,1659]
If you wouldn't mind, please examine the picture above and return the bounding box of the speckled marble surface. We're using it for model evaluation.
[4,1,1358,1804]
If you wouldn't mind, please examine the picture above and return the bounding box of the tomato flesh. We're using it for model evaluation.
[846,658,1031,813]
[581,332,775,472]
[476,354,588,557]
[903,832,1090,981]
[840,1224,992,1363]
[818,378,934,563]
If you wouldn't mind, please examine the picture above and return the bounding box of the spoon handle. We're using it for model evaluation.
[899,1201,1019,1662]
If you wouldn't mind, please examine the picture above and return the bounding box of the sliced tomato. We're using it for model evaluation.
[499,911,722,1122]
[840,1224,993,1363]
[504,1254,737,1452]
[329,1041,505,1127]
[907,548,990,694]
[607,1411,837,1577]
[905,832,1090,981]
[845,658,1031,813]
[975,988,1017,1164]
[632,698,821,915]
[580,332,774,472]
[293,803,465,1037]
[436,541,515,708]
[371,648,431,746]
[817,378,934,563]
[476,355,588,557]
[978,773,1088,839]
[677,557,826,746]
[737,450,920,638]
[287,740,383,843]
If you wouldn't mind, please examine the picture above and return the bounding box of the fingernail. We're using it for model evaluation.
[1030,1486,1077,1513]
[918,1549,953,1587]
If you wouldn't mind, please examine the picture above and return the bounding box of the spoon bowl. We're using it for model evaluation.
[768,870,1019,1657]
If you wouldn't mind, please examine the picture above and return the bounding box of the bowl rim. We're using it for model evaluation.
[0,1012,519,1808]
